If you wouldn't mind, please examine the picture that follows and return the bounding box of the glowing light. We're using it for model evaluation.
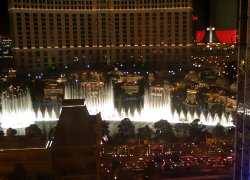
[196,30,237,43]
[0,84,234,130]
[0,90,58,129]
[65,84,234,127]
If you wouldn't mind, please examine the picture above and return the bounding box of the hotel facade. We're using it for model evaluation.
[8,0,193,72]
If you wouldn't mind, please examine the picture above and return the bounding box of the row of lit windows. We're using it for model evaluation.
[14,11,190,49]
[16,47,189,68]
[15,12,189,25]
[15,12,188,21]
[17,48,189,59]
[12,0,191,10]
[16,34,188,49]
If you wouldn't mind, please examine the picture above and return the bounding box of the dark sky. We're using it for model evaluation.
[0,0,10,35]
[193,0,210,30]
[209,0,238,30]
[193,0,238,30]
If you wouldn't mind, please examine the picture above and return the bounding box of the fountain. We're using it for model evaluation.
[64,83,234,127]
[0,83,234,132]
[0,90,58,129]
[0,90,35,129]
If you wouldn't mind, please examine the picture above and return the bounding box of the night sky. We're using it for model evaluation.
[193,0,238,30]
[0,0,237,35]
[193,0,210,30]
[0,0,9,35]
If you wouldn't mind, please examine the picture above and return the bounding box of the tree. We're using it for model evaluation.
[137,125,153,142]
[189,119,206,142]
[25,124,42,137]
[6,128,17,137]
[154,120,175,142]
[102,120,110,137]
[212,123,225,139]
[203,130,213,139]
[112,119,135,145]
[0,130,4,137]
[174,123,189,141]
[226,127,235,141]
[117,118,135,139]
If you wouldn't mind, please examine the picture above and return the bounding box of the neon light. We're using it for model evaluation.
[192,15,198,21]
[215,30,236,43]
[196,30,237,43]
[196,30,206,42]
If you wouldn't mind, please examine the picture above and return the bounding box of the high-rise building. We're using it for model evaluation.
[8,0,193,72]
[234,0,250,179]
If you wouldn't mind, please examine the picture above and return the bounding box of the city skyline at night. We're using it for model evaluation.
[0,0,241,179]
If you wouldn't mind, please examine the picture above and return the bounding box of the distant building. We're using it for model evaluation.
[206,92,237,113]
[81,81,105,98]
[121,82,139,95]
[0,35,12,59]
[119,74,144,83]
[234,0,250,179]
[82,71,104,82]
[8,0,193,72]
[43,80,64,101]
[184,89,199,108]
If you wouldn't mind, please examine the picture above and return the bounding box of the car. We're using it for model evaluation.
[206,157,219,166]
[185,161,200,170]
[212,163,225,168]
[199,156,209,163]
[223,156,234,164]
[170,162,185,171]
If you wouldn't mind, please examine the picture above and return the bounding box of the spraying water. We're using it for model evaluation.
[0,83,234,129]
[64,83,234,127]
[0,90,57,129]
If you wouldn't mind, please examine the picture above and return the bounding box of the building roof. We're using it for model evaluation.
[61,99,85,106]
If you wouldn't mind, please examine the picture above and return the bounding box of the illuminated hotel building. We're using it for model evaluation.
[234,0,250,179]
[8,0,193,72]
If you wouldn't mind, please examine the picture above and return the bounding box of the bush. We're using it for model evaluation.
[0,131,4,137]
[25,124,42,137]
[6,128,17,137]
